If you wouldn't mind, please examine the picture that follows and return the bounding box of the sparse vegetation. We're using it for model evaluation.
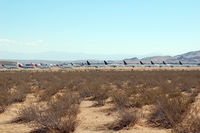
[111,90,132,108]
[108,109,138,131]
[172,107,200,133]
[18,93,80,133]
[148,95,189,128]
[0,69,199,132]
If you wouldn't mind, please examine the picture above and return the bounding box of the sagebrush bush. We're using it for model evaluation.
[172,105,200,133]
[149,95,190,128]
[111,90,131,108]
[18,93,80,133]
[91,87,109,106]
[79,87,92,98]
[108,109,138,130]
[17,103,38,123]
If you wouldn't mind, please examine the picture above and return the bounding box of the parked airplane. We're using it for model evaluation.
[104,60,108,65]
[0,64,5,68]
[69,62,82,67]
[21,62,35,68]
[122,60,135,67]
[38,64,50,69]
[18,63,35,69]
[85,60,110,68]
[160,61,172,67]
[86,61,91,66]
[179,61,183,65]
[151,61,154,65]
[59,65,72,69]
[123,60,127,65]
[163,61,167,65]
[140,61,144,65]
[151,61,162,67]
[7,66,18,69]
[1,64,18,69]
[86,60,100,68]
[103,60,118,67]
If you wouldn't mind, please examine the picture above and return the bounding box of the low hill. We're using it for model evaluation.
[0,60,17,65]
[126,50,200,63]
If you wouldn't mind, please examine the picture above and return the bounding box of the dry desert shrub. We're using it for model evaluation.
[108,109,138,130]
[0,95,8,113]
[111,90,132,108]
[38,88,60,101]
[148,95,190,128]
[90,86,109,106]
[173,120,200,133]
[79,87,92,98]
[172,104,200,133]
[16,103,38,123]
[18,93,80,133]
[8,82,32,104]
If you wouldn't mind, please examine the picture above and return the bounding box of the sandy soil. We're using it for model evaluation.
[0,94,37,133]
[0,94,170,133]
[75,100,170,133]
[0,91,199,133]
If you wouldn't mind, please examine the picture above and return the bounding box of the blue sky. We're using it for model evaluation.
[0,0,200,60]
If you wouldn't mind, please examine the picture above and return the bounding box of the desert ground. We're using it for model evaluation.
[0,67,200,133]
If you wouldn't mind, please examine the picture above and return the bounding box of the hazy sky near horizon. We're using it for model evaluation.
[0,0,200,60]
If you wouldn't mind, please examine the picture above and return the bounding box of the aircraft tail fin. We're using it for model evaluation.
[87,61,91,65]
[123,60,127,65]
[140,61,144,65]
[179,61,183,65]
[163,61,166,65]
[104,60,108,65]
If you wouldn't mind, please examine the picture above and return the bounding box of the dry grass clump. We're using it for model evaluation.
[90,86,109,106]
[111,90,132,108]
[18,93,80,133]
[173,116,200,132]
[130,88,155,108]
[79,87,92,98]
[0,95,8,113]
[173,120,200,133]
[0,78,14,113]
[108,109,138,130]
[16,103,38,123]
[0,73,31,113]
[148,95,190,128]
[171,103,200,133]
[9,82,32,103]
[38,88,60,101]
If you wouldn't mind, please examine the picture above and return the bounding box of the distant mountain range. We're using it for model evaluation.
[125,50,200,63]
[1,50,200,64]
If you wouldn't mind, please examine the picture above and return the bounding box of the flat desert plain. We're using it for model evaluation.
[0,67,199,133]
